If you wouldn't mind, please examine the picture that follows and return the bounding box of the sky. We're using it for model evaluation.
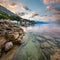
[0,0,60,22]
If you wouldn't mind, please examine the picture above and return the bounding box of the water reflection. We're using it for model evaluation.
[23,23,60,35]
[13,23,60,60]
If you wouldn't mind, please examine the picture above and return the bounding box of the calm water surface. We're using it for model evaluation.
[13,23,60,60]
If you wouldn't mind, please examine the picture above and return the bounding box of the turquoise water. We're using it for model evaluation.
[13,23,60,60]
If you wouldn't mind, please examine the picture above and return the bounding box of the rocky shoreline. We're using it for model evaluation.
[0,20,25,57]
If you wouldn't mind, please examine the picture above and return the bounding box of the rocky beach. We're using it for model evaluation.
[0,20,25,60]
[0,20,60,60]
[0,0,60,60]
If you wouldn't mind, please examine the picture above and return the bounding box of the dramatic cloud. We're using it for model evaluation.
[43,0,60,17]
[9,3,17,8]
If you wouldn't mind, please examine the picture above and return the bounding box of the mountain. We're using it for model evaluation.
[35,21,50,24]
[0,5,16,16]
[0,6,35,26]
[0,5,23,20]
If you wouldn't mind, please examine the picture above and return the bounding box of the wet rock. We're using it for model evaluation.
[5,42,13,51]
[0,20,24,57]
[5,31,19,41]
[0,36,6,49]
[17,37,23,43]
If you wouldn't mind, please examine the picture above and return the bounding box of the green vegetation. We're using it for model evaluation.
[0,10,22,21]
[9,15,22,21]
[0,10,9,19]
[0,9,35,26]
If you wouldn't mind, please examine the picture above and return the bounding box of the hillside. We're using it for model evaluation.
[0,6,35,26]
[0,5,16,16]
[0,5,22,20]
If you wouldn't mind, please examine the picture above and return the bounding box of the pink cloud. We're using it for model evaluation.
[43,0,60,4]
[46,5,52,10]
[53,9,60,14]
[43,0,55,4]
[0,2,4,6]
[56,0,60,3]
[43,0,49,4]
[9,3,17,8]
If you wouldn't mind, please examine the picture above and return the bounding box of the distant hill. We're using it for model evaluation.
[0,5,16,16]
[0,5,23,20]
[0,6,35,26]
[35,21,50,24]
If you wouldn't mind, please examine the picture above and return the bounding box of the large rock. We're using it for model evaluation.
[5,42,13,51]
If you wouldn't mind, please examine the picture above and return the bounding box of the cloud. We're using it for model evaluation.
[21,5,31,11]
[16,12,26,16]
[32,14,60,22]
[9,3,17,8]
[20,12,35,19]
[43,0,49,4]
[53,8,60,15]
[54,7,60,11]
[2,0,10,4]
[51,3,60,15]
[43,0,60,5]
[43,0,60,4]
[43,0,60,16]
[46,5,52,10]
[56,0,60,3]
[54,10,60,14]
[20,10,60,22]
[0,2,4,6]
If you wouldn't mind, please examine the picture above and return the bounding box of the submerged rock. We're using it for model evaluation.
[12,33,55,60]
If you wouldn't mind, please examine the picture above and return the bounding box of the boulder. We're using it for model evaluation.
[5,42,13,51]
